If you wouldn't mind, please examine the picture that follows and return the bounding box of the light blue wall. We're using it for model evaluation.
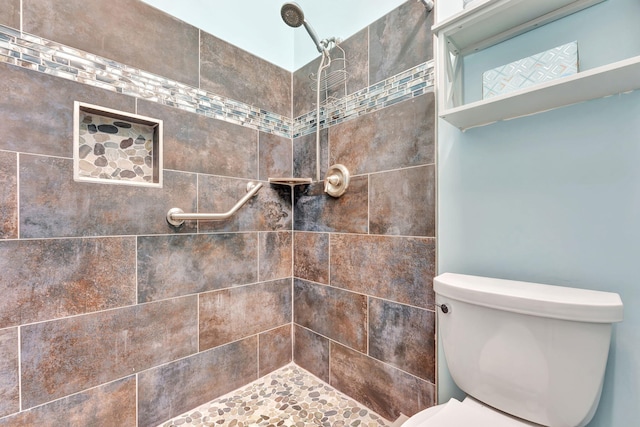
[140,0,406,70]
[437,0,640,425]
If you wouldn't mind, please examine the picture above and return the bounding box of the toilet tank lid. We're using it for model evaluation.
[434,273,623,323]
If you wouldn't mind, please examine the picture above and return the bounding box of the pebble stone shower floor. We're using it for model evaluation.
[159,364,393,427]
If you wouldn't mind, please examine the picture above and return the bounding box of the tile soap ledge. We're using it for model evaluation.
[268,177,313,186]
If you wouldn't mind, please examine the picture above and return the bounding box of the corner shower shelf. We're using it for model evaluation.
[431,0,640,130]
[268,177,313,186]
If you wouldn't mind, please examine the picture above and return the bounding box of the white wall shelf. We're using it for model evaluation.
[440,55,640,130]
[433,0,605,56]
[431,0,640,130]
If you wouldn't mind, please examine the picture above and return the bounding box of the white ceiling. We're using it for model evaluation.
[141,0,408,71]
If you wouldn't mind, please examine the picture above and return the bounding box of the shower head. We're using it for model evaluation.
[280,2,326,53]
[281,2,304,28]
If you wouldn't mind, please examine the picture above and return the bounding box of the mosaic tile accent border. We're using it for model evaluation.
[0,24,433,140]
[159,364,392,427]
[0,24,291,138]
[293,61,435,138]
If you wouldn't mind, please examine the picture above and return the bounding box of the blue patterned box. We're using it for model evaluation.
[482,41,578,99]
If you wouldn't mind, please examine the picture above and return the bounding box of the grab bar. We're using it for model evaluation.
[166,181,263,226]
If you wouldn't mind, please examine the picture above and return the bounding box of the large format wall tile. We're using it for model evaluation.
[292,55,323,119]
[330,234,436,309]
[339,28,370,96]
[330,343,435,420]
[330,93,435,175]
[199,279,292,350]
[293,129,328,180]
[200,32,292,117]
[259,324,292,377]
[259,132,293,181]
[293,325,329,383]
[294,279,367,352]
[23,0,200,87]
[19,155,197,238]
[0,328,18,418]
[294,178,368,233]
[137,100,258,178]
[292,27,369,118]
[293,232,329,284]
[0,151,17,239]
[137,233,257,302]
[0,1,19,29]
[370,165,436,237]
[0,63,135,158]
[259,232,293,282]
[197,176,292,233]
[0,237,136,328]
[369,298,435,382]
[21,296,197,408]
[0,377,136,427]
[138,337,258,427]
[369,0,432,84]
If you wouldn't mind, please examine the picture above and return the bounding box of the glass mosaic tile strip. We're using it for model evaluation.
[0,24,434,140]
[0,24,292,138]
[293,61,435,138]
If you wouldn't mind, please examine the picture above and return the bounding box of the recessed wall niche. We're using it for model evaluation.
[73,102,163,187]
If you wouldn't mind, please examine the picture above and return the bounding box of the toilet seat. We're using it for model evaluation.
[402,397,540,427]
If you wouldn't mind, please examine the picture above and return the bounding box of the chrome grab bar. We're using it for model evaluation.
[166,181,263,226]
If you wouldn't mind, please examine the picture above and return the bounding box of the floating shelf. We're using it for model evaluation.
[440,55,640,130]
[433,0,605,55]
[433,0,639,130]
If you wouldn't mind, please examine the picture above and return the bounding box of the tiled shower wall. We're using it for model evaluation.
[0,1,293,426]
[292,0,437,421]
[0,0,436,425]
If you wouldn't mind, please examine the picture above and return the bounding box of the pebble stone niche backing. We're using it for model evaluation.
[160,364,392,427]
[77,111,156,184]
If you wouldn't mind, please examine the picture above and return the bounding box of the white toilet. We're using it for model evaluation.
[403,273,623,427]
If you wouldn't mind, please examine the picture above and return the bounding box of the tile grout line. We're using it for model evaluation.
[135,373,139,427]
[17,326,22,413]
[16,152,20,240]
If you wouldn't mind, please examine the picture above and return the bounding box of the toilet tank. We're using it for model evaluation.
[435,273,623,427]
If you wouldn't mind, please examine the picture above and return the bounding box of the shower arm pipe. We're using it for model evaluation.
[166,182,263,226]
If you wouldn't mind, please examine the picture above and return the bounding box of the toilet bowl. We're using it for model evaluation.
[401,273,623,427]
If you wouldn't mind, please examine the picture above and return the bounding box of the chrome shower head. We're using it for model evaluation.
[280,2,326,53]
[281,2,304,28]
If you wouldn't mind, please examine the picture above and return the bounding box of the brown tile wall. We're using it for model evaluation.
[23,0,201,88]
[0,0,436,424]
[0,377,137,427]
[292,1,436,421]
[138,337,258,427]
[0,152,17,239]
[259,324,293,377]
[200,32,292,118]
[0,329,18,418]
[0,1,295,423]
[199,279,292,350]
[0,0,19,30]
